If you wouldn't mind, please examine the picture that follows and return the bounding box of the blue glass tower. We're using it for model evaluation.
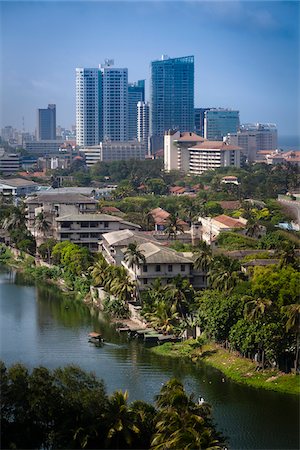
[150,55,194,150]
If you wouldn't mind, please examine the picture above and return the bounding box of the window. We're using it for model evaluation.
[181,265,186,272]
[104,222,109,228]
[156,265,161,272]
[143,265,148,273]
[143,278,148,285]
[168,264,173,272]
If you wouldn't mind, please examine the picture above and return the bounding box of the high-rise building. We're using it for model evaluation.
[37,104,56,141]
[128,80,145,140]
[194,108,212,137]
[150,55,194,152]
[76,61,128,146]
[204,108,239,141]
[101,61,128,141]
[137,101,150,144]
[76,68,102,146]
[226,123,278,162]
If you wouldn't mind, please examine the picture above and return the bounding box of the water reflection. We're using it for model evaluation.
[0,268,299,450]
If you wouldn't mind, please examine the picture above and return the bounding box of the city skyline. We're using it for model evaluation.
[0,1,299,138]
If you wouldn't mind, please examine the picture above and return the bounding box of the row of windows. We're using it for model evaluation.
[142,264,186,273]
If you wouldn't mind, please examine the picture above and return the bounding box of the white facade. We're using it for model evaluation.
[137,101,150,144]
[81,146,102,167]
[102,66,128,141]
[189,143,241,174]
[82,141,146,165]
[76,68,101,147]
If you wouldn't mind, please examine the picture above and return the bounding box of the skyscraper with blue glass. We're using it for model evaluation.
[150,55,194,151]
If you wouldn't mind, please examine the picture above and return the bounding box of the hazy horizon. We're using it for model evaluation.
[0,1,299,137]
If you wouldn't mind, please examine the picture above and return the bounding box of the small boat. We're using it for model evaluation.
[88,332,104,345]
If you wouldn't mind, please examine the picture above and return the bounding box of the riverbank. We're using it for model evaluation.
[151,340,300,395]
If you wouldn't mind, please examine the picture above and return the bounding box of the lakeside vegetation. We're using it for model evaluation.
[151,341,299,395]
[1,361,224,450]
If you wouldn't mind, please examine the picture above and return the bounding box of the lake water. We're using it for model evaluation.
[0,268,299,450]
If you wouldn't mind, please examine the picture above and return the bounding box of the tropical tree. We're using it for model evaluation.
[106,390,140,449]
[164,213,184,240]
[1,203,26,231]
[282,303,300,373]
[34,211,51,242]
[208,255,245,292]
[124,242,146,301]
[244,295,273,321]
[194,241,213,272]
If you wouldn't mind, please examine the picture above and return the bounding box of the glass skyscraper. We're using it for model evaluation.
[150,55,194,151]
[37,104,56,141]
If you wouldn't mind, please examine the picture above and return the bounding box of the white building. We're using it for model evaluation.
[164,131,241,174]
[226,123,278,162]
[0,152,20,174]
[82,141,146,166]
[0,178,38,197]
[137,101,150,145]
[101,62,128,141]
[76,61,129,146]
[164,130,205,172]
[76,68,101,147]
[198,214,248,245]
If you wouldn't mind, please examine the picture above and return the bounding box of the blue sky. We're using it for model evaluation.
[0,1,299,137]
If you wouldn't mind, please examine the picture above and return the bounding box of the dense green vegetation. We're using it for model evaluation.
[1,362,223,450]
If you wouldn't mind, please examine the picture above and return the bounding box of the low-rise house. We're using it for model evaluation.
[25,193,99,241]
[241,259,279,275]
[149,207,189,233]
[221,175,239,185]
[55,214,140,251]
[0,178,38,198]
[101,229,207,290]
[198,214,248,245]
[121,241,194,290]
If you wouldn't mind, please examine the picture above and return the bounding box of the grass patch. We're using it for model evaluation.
[151,341,299,395]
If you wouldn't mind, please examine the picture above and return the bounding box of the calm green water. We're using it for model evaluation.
[0,268,299,450]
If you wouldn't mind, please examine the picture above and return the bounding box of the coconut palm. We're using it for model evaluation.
[124,242,146,302]
[2,204,26,231]
[244,295,272,321]
[208,255,245,292]
[91,257,109,287]
[282,303,300,372]
[164,213,184,240]
[144,300,180,335]
[106,390,140,448]
[194,241,213,272]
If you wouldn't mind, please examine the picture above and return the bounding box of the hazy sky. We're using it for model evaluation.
[0,0,299,137]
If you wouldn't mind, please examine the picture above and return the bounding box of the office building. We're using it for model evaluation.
[164,130,241,174]
[101,61,128,141]
[150,55,194,152]
[204,109,239,141]
[226,123,278,162]
[37,104,56,141]
[194,108,212,137]
[76,68,102,146]
[25,140,63,155]
[76,61,129,146]
[0,151,20,174]
[82,140,146,166]
[128,80,145,140]
[137,101,150,144]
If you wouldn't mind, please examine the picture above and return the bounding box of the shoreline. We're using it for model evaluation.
[150,341,299,396]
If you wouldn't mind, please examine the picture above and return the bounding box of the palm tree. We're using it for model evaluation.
[34,212,52,261]
[164,213,184,240]
[106,390,140,448]
[243,295,272,369]
[2,204,26,231]
[282,303,300,373]
[194,241,213,272]
[208,255,245,292]
[244,295,272,321]
[144,300,180,335]
[124,242,146,302]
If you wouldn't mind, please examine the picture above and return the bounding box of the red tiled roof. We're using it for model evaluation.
[190,141,242,151]
[213,214,246,228]
[219,201,241,210]
[101,206,121,213]
[175,132,206,142]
